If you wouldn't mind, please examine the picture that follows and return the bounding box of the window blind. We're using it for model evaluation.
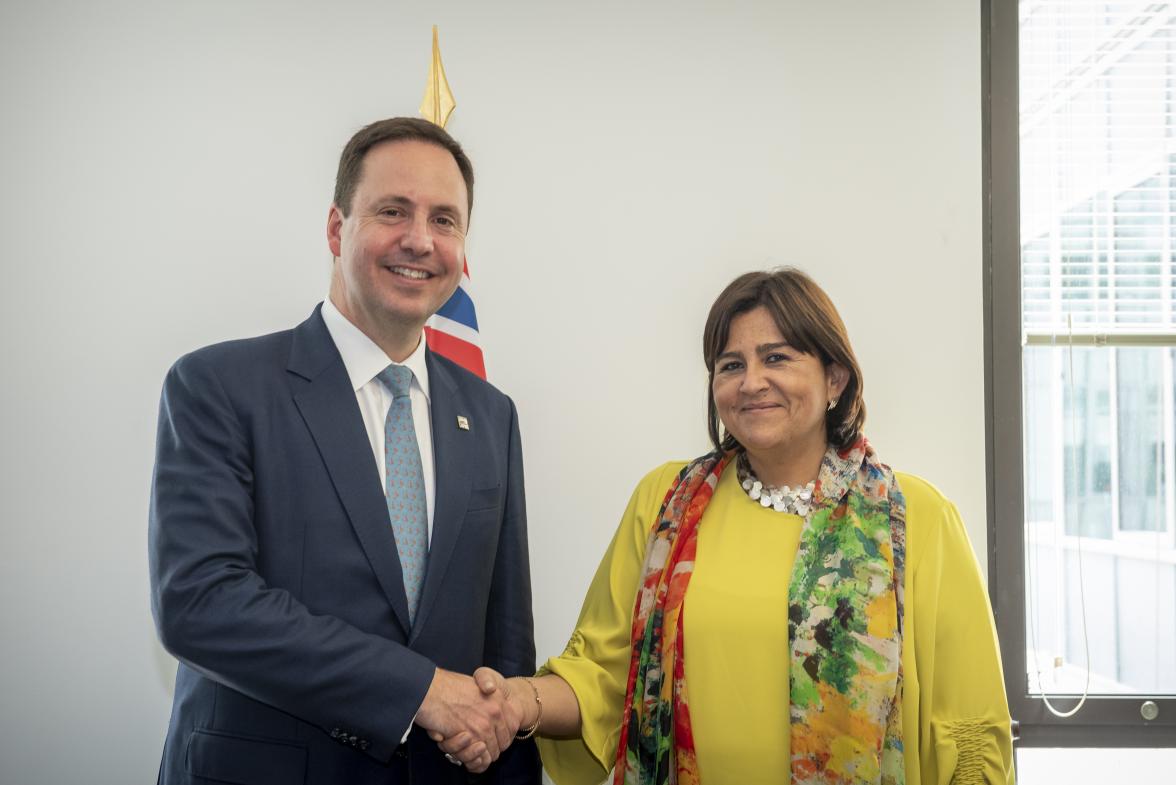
[1020,2,1175,342]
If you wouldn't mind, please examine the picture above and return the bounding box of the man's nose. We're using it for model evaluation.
[400,215,434,255]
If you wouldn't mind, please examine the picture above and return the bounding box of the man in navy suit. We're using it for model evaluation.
[149,118,540,784]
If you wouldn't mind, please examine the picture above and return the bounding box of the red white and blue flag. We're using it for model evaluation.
[419,29,486,379]
[425,260,486,379]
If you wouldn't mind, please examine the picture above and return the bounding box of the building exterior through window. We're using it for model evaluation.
[1018,0,1175,700]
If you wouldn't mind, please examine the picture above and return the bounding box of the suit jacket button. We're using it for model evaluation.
[329,728,341,739]
[359,739,370,751]
[349,735,358,746]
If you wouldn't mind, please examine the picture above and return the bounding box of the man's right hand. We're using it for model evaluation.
[414,668,520,772]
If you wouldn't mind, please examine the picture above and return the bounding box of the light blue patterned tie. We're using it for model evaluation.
[377,364,429,624]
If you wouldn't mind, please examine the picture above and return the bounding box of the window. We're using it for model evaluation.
[986,0,1176,745]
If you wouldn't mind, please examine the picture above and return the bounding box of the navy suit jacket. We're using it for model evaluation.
[149,306,540,785]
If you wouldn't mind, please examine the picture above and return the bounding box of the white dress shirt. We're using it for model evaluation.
[322,299,438,740]
[320,298,436,543]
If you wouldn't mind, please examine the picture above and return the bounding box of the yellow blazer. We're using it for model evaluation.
[538,462,1014,785]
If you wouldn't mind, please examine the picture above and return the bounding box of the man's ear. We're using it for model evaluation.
[326,204,343,258]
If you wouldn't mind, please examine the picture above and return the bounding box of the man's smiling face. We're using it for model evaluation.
[327,139,468,354]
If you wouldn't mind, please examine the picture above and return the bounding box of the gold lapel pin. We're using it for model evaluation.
[456,416,470,431]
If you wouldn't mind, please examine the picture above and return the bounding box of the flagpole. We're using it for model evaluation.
[419,27,487,379]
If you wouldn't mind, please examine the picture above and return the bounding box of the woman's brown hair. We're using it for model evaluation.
[702,267,866,452]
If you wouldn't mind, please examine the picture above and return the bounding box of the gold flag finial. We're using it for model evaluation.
[419,25,456,128]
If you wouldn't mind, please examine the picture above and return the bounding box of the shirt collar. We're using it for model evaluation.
[320,298,431,401]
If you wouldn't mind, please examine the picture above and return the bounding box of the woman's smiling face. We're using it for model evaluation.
[711,306,845,466]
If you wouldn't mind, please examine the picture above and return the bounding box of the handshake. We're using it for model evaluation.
[415,666,539,773]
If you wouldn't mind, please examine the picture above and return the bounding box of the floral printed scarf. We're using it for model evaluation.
[614,437,906,785]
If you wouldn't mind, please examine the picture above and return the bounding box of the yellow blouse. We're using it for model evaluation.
[538,462,1015,785]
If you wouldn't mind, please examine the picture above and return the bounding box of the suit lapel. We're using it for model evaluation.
[410,351,474,640]
[287,306,413,636]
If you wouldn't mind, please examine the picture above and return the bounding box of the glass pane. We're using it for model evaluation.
[1017,748,1176,784]
[1020,1,1176,699]
[1024,347,1056,524]
[1113,180,1164,327]
[1023,347,1176,696]
[1020,4,1176,333]
[1117,348,1163,532]
[1063,348,1112,539]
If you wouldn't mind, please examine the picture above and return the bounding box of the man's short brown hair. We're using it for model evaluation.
[333,117,474,217]
[702,267,867,452]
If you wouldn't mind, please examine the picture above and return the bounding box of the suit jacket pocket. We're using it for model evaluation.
[186,728,307,785]
[467,485,501,513]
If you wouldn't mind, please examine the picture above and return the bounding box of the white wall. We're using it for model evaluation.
[0,1,983,782]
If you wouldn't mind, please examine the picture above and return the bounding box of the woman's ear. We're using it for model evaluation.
[827,363,850,401]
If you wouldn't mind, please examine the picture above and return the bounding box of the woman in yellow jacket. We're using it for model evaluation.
[442,268,1015,785]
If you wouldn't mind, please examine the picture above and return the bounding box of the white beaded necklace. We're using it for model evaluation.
[735,453,816,516]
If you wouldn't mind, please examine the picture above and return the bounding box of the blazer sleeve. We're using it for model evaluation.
[482,398,537,677]
[909,488,1016,785]
[536,462,682,785]
[148,352,436,763]
[482,397,542,784]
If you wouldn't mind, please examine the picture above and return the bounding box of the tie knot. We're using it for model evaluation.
[377,364,413,398]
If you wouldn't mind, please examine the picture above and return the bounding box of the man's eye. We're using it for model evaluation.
[379,208,402,217]
[435,216,454,227]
